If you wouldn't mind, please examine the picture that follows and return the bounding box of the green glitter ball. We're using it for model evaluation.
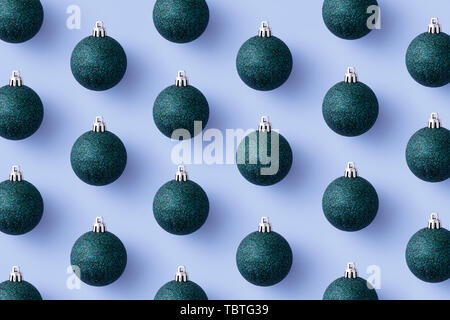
[322,68,378,137]
[155,266,207,300]
[405,214,450,283]
[405,19,450,88]
[71,117,127,186]
[153,167,209,235]
[0,73,43,141]
[0,268,42,300]
[71,22,127,91]
[0,167,43,235]
[322,163,378,232]
[153,72,209,139]
[70,217,127,287]
[0,0,43,43]
[236,22,292,91]
[153,0,209,43]
[236,118,292,186]
[322,0,378,40]
[236,218,292,286]
[405,114,450,183]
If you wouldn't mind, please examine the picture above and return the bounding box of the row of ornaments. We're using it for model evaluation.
[1,213,448,300]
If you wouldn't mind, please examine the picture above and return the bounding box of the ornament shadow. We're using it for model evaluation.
[24,1,60,50]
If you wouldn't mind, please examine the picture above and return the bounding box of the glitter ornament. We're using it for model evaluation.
[405,213,450,283]
[0,166,43,235]
[406,113,450,183]
[322,162,379,232]
[155,266,208,300]
[236,21,293,91]
[153,71,209,139]
[0,71,43,140]
[0,266,42,300]
[322,67,379,137]
[406,18,450,87]
[236,116,293,186]
[236,217,292,287]
[323,263,378,300]
[153,166,209,235]
[71,21,127,91]
[70,116,127,186]
[70,217,127,287]
[0,0,43,43]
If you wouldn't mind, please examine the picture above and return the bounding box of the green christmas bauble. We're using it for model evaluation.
[0,0,43,43]
[405,214,450,283]
[0,166,43,235]
[406,19,450,88]
[323,263,378,300]
[236,117,292,186]
[153,71,209,139]
[71,22,127,91]
[153,0,209,43]
[236,218,292,287]
[0,267,42,300]
[322,163,378,232]
[153,166,209,235]
[405,113,450,183]
[322,68,378,137]
[155,266,208,300]
[70,217,127,287]
[70,117,127,186]
[322,0,378,40]
[0,71,43,140]
[236,22,292,91]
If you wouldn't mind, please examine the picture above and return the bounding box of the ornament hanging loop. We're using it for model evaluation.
[9,266,23,282]
[93,116,107,132]
[93,216,107,233]
[93,21,107,37]
[344,162,358,178]
[9,70,23,87]
[344,67,358,83]
[258,21,272,38]
[258,217,272,233]
[428,18,441,34]
[258,116,272,133]
[175,266,188,282]
[175,165,188,181]
[428,113,441,129]
[428,213,441,230]
[175,70,188,87]
[9,165,23,182]
[344,262,358,279]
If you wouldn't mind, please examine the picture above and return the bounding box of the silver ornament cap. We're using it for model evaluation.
[175,70,188,87]
[258,116,272,133]
[9,266,23,282]
[344,262,358,279]
[92,116,107,132]
[428,113,441,129]
[175,266,188,282]
[428,17,441,34]
[93,216,107,233]
[93,21,106,37]
[344,162,358,178]
[175,165,188,182]
[428,213,441,230]
[258,217,272,233]
[9,70,23,87]
[344,67,358,83]
[9,165,23,182]
[258,21,272,37]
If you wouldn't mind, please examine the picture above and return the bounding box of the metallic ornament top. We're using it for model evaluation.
[344,262,358,279]
[175,266,188,282]
[344,67,358,83]
[175,165,188,182]
[428,213,441,230]
[175,70,189,87]
[258,21,272,38]
[344,162,358,178]
[258,116,272,133]
[93,21,107,37]
[93,216,107,233]
[9,70,23,87]
[428,113,441,129]
[9,165,23,182]
[258,217,272,233]
[9,266,23,282]
[428,17,441,34]
[92,116,107,133]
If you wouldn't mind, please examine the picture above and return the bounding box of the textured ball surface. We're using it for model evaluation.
[236,231,292,286]
[153,180,209,235]
[70,231,127,286]
[236,131,292,186]
[0,85,44,140]
[153,0,209,43]
[0,0,43,43]
[0,180,43,235]
[70,131,127,186]
[71,36,127,91]
[323,277,378,300]
[406,227,450,283]
[236,36,292,91]
[155,280,208,300]
[322,81,379,137]
[322,0,378,40]
[0,280,42,300]
[405,127,450,182]
[322,177,379,231]
[153,85,209,138]
[406,32,450,87]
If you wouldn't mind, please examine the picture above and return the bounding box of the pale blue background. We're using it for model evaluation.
[0,0,448,300]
